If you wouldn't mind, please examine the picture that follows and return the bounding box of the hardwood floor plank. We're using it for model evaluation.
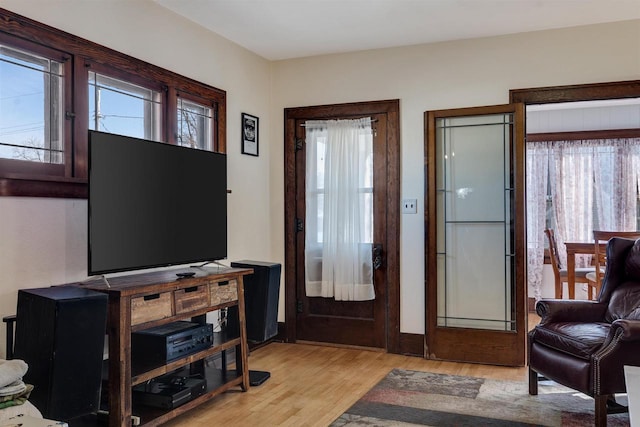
[162,341,532,427]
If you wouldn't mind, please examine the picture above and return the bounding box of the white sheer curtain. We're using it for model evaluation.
[550,141,595,268]
[593,138,639,230]
[304,118,375,301]
[527,137,640,299]
[526,141,550,301]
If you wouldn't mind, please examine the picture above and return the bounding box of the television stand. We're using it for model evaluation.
[85,267,253,427]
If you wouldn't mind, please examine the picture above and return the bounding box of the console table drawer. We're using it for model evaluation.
[131,292,172,325]
[174,285,210,314]
[210,279,238,305]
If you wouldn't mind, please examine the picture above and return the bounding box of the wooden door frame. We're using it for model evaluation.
[509,79,640,105]
[510,79,640,311]
[283,99,401,353]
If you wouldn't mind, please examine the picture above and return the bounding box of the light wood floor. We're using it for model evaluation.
[163,339,534,427]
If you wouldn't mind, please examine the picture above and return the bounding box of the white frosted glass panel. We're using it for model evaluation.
[434,113,515,332]
[436,191,445,253]
[437,317,512,330]
[445,115,510,127]
[437,223,511,329]
[503,125,512,187]
[435,126,446,189]
[443,124,506,222]
[437,253,446,319]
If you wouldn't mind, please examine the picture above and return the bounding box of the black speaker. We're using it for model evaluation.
[13,285,108,421]
[229,260,281,343]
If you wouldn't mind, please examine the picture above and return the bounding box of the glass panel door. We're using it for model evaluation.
[436,114,514,331]
[425,104,526,366]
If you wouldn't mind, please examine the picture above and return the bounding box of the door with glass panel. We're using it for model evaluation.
[425,104,526,366]
[284,100,400,350]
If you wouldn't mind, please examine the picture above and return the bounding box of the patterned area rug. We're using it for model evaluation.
[330,369,630,426]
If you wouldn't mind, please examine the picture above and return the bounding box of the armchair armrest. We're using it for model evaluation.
[610,319,640,342]
[536,299,608,324]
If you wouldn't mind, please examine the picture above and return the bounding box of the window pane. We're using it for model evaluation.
[0,45,64,163]
[177,97,213,150]
[88,72,162,141]
[307,132,373,244]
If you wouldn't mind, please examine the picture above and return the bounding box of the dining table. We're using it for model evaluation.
[563,241,596,299]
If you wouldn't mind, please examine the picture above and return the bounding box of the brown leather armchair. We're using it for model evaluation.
[529,237,640,427]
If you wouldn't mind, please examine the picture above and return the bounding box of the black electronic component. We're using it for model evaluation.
[132,373,206,409]
[131,321,214,373]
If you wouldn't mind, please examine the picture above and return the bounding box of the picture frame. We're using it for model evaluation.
[241,113,259,156]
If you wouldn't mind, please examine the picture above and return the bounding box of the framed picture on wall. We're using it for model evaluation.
[242,113,259,156]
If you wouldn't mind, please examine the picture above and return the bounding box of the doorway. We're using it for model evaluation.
[513,81,640,303]
[284,99,400,352]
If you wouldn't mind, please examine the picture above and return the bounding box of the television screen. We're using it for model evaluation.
[88,130,227,275]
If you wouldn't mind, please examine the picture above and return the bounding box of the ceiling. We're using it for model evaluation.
[154,0,640,61]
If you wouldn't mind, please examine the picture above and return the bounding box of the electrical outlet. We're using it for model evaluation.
[402,198,417,214]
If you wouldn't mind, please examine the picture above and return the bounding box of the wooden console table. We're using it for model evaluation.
[85,267,253,427]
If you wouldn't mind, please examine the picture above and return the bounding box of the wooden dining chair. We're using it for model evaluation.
[587,230,640,296]
[544,228,599,299]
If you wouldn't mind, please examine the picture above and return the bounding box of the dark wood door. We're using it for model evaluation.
[284,100,400,351]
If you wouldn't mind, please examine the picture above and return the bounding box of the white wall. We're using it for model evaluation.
[0,0,273,357]
[1,1,639,354]
[270,19,640,334]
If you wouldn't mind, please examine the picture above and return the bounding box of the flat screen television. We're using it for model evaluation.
[88,130,227,275]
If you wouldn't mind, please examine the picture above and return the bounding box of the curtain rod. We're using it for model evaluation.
[300,118,378,127]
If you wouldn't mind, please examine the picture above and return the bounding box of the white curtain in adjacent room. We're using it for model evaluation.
[550,141,596,268]
[593,138,639,231]
[304,118,375,301]
[526,141,550,301]
[526,137,640,299]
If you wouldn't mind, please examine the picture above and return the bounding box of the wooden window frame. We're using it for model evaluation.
[172,90,219,151]
[0,32,73,182]
[0,7,226,198]
[86,61,166,143]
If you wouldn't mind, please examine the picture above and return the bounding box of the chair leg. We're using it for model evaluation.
[595,395,608,427]
[528,367,538,395]
[555,281,562,299]
[606,395,628,414]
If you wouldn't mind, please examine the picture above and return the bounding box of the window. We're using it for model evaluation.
[176,96,213,151]
[529,136,640,241]
[89,72,162,141]
[0,35,70,178]
[0,8,226,198]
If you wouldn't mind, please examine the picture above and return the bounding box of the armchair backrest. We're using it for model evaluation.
[603,238,640,322]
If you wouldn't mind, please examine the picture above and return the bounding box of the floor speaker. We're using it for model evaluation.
[228,261,281,386]
[229,260,281,343]
[13,285,108,421]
